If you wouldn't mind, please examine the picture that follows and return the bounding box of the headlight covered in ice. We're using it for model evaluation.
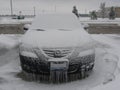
[78,49,95,57]
[19,44,38,58]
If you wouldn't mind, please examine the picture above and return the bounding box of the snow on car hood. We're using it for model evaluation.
[21,29,93,48]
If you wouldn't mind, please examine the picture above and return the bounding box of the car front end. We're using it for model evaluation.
[19,40,95,83]
[19,14,95,83]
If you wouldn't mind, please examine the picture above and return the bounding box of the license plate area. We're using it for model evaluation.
[49,59,69,71]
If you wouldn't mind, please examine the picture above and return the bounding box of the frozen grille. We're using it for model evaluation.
[43,49,72,58]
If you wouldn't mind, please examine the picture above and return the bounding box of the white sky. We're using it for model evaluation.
[0,0,120,15]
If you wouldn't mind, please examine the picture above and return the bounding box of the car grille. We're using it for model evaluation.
[43,48,72,58]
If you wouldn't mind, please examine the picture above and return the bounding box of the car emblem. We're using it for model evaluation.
[54,50,62,57]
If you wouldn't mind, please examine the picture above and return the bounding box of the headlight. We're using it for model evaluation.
[19,44,38,58]
[78,49,95,57]
[19,44,48,60]
[20,51,38,58]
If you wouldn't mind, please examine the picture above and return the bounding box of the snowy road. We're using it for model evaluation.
[0,34,120,90]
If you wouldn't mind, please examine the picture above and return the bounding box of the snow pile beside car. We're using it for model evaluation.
[90,34,120,90]
[0,17,33,24]
[0,35,20,49]
[91,75,120,90]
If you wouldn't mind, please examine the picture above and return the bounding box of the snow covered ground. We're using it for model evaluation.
[1,17,120,25]
[0,17,33,24]
[0,34,120,90]
[79,17,120,25]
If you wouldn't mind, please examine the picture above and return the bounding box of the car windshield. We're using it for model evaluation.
[30,14,81,30]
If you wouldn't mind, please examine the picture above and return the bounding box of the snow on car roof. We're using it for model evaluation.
[30,13,81,30]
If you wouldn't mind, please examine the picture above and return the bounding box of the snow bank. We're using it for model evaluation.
[0,18,17,24]
[79,17,120,25]
[0,35,20,49]
[91,75,120,90]
[90,34,120,90]
[0,17,33,24]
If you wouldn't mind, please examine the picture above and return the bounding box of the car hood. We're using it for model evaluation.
[21,29,93,48]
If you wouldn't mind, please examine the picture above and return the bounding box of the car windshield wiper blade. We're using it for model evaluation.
[58,29,72,31]
[34,29,45,31]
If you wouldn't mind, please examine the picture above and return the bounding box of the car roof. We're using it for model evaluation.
[30,13,82,30]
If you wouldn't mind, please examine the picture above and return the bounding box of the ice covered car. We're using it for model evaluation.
[19,14,95,83]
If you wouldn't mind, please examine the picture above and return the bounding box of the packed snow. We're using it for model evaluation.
[0,17,33,24]
[0,34,120,90]
[30,14,80,30]
[22,29,93,48]
[79,17,120,25]
[0,34,20,49]
[22,14,93,48]
[1,16,120,26]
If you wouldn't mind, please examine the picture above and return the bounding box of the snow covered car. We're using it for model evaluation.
[19,14,95,83]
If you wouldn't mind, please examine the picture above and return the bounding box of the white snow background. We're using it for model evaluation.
[0,34,120,90]
[0,15,120,90]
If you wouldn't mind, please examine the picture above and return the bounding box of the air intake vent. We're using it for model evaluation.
[43,49,72,58]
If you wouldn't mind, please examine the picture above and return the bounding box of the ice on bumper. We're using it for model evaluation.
[49,58,69,83]
[19,14,95,83]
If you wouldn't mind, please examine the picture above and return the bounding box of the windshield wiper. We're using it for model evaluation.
[58,29,72,31]
[34,29,45,31]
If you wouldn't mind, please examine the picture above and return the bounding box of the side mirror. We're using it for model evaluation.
[23,24,31,31]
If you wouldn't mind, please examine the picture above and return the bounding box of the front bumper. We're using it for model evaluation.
[19,54,95,83]
[20,54,95,75]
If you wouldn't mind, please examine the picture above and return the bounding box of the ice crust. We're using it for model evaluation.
[22,14,93,48]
